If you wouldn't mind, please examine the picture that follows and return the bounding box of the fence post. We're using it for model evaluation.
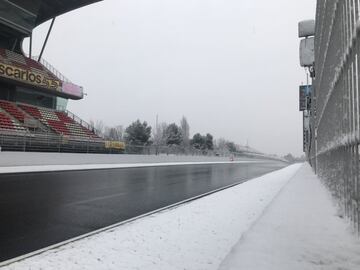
[22,132,26,152]
[58,135,61,152]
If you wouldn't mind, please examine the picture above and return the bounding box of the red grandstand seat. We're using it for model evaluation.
[0,112,26,131]
[17,103,99,139]
[0,100,26,122]
[55,112,75,124]
[19,104,42,119]
[47,119,70,135]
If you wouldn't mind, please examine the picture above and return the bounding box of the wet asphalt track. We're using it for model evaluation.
[0,161,287,262]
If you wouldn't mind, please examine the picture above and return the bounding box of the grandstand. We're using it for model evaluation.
[0,0,122,153]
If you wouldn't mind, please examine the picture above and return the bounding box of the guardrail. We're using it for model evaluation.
[311,0,360,233]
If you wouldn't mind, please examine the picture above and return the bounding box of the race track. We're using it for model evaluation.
[0,161,286,262]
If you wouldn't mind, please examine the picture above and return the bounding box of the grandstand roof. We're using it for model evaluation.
[0,0,102,36]
[35,0,103,26]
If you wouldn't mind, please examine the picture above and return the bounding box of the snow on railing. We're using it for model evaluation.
[30,56,71,83]
[64,110,98,135]
[311,0,360,233]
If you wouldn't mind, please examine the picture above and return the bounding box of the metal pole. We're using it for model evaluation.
[38,17,56,62]
[23,133,26,152]
[11,39,18,51]
[29,34,32,58]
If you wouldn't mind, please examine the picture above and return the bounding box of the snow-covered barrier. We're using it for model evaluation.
[1,164,301,270]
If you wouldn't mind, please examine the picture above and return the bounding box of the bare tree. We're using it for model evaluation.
[90,119,105,137]
[104,125,124,141]
[153,122,168,154]
[214,138,230,156]
[115,125,124,140]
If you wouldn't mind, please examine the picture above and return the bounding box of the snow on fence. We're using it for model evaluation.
[311,0,360,233]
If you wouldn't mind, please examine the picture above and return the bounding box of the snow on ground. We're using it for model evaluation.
[219,163,360,270]
[1,164,301,270]
[0,152,254,167]
[3,163,358,270]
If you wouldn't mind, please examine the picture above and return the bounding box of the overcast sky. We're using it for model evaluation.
[24,0,315,157]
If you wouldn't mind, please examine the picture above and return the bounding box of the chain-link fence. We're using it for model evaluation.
[0,130,221,156]
[312,0,360,232]
[124,144,211,156]
[0,131,116,153]
[0,129,283,162]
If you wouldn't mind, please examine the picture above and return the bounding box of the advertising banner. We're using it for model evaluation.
[300,37,315,67]
[0,62,61,91]
[62,82,83,98]
[105,141,126,150]
[299,85,312,111]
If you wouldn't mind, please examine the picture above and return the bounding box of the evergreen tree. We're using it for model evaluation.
[124,120,152,145]
[165,123,182,146]
[205,133,214,150]
[191,133,206,150]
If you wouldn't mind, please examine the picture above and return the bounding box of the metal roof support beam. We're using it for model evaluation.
[29,33,32,58]
[11,38,17,51]
[38,17,56,62]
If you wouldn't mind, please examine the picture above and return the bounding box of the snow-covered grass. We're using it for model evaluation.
[1,164,301,270]
[219,163,360,270]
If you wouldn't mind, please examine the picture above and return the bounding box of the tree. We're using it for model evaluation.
[124,120,152,145]
[205,133,214,150]
[284,153,296,163]
[191,133,214,151]
[104,125,124,141]
[191,133,206,150]
[215,138,229,155]
[153,122,168,155]
[180,116,190,147]
[165,123,182,146]
[153,122,168,146]
[90,119,105,137]
[226,141,237,153]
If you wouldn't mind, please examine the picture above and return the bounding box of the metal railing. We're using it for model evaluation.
[30,56,71,83]
[64,110,98,134]
[0,131,111,154]
[0,130,286,161]
[311,0,360,232]
[0,133,215,156]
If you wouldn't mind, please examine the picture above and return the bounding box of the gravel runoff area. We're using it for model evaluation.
[0,152,257,167]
